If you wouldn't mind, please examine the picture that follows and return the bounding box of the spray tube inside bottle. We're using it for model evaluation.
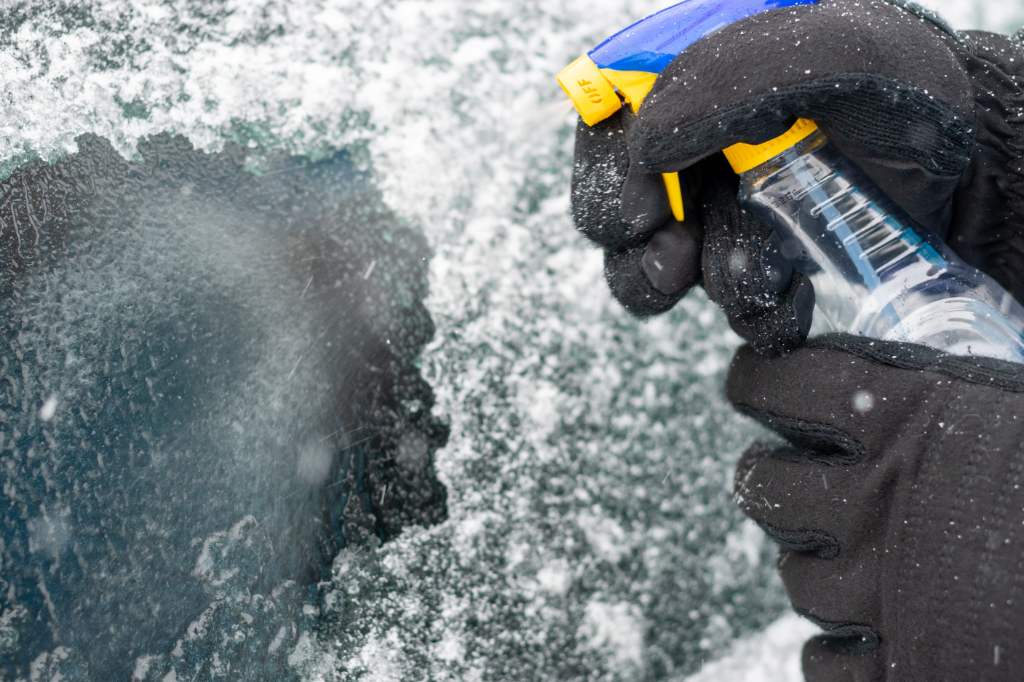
[557,0,1024,361]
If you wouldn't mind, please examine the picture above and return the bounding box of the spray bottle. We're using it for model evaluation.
[557,0,1024,362]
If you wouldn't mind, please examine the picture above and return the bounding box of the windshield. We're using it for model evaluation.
[1,1,1018,680]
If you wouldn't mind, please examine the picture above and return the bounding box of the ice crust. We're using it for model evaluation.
[0,0,1015,680]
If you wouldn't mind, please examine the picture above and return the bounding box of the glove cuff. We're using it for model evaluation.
[947,31,1024,299]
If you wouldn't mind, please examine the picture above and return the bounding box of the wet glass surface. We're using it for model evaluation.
[0,134,447,678]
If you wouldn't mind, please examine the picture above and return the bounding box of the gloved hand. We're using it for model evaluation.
[728,334,1024,681]
[572,0,1024,353]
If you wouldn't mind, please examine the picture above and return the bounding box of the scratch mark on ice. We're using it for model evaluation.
[286,354,305,382]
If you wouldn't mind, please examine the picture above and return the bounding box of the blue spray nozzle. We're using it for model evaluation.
[590,0,816,76]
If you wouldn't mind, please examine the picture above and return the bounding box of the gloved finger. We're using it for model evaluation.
[571,111,673,251]
[726,340,944,463]
[734,443,859,558]
[604,219,702,316]
[734,446,886,664]
[801,629,884,682]
[734,444,889,621]
[698,157,812,353]
[734,443,889,597]
[700,158,792,306]
[630,0,973,233]
[723,276,815,357]
[783,553,882,658]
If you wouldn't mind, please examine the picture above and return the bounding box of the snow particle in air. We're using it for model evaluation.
[852,389,875,414]
[39,395,59,422]
[296,439,334,485]
[27,512,71,560]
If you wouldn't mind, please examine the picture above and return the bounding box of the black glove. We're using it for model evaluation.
[728,334,1024,681]
[572,0,1024,353]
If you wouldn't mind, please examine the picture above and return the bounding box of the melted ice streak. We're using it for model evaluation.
[1,0,1011,680]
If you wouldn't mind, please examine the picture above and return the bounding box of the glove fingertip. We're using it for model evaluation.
[728,274,815,356]
[640,220,702,297]
[605,242,693,317]
[733,441,777,499]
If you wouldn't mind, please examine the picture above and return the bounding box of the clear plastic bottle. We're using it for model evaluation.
[727,121,1024,363]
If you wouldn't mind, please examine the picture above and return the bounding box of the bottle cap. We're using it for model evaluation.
[723,118,820,174]
[556,55,622,126]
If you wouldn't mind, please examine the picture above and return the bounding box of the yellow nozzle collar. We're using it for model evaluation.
[723,119,819,174]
